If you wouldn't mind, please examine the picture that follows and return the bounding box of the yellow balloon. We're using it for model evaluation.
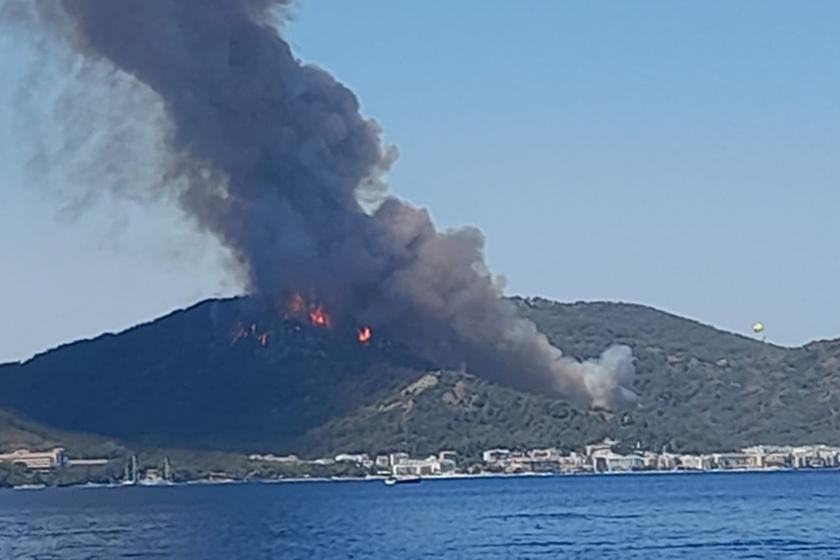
[752,322,765,334]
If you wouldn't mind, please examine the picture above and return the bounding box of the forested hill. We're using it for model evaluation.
[1,296,838,457]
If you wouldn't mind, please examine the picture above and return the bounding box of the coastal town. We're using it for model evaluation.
[4,439,840,488]
[255,440,840,477]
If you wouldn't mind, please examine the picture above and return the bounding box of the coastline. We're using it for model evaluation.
[7,465,840,492]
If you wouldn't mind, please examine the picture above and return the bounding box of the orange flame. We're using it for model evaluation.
[231,323,270,348]
[357,326,372,344]
[309,307,329,328]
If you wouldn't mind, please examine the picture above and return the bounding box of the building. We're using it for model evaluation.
[555,453,587,473]
[334,453,370,464]
[809,445,840,467]
[0,448,66,469]
[585,439,618,458]
[676,455,704,470]
[787,445,840,468]
[393,457,438,477]
[438,450,458,464]
[641,452,660,470]
[438,459,457,474]
[248,453,300,463]
[761,452,791,469]
[529,448,559,461]
[482,448,511,464]
[387,454,457,477]
[655,453,678,470]
[375,455,390,469]
[66,458,110,467]
[709,453,761,470]
[389,452,410,466]
[593,453,644,472]
[501,456,531,473]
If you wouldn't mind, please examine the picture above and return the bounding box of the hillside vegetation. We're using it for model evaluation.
[1,296,838,458]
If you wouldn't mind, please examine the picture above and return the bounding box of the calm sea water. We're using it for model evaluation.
[1,471,838,559]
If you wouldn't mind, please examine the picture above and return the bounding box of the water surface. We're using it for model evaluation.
[1,471,838,559]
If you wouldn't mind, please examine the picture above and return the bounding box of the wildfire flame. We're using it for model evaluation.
[357,326,372,345]
[284,293,332,328]
[308,306,329,328]
[230,322,271,348]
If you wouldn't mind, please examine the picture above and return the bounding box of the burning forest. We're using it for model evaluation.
[11,0,636,408]
[230,291,374,350]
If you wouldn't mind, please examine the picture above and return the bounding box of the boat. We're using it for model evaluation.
[138,456,175,486]
[138,473,174,487]
[384,476,421,486]
[12,484,46,491]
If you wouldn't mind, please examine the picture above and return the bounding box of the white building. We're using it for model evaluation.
[0,448,65,469]
[641,452,660,470]
[438,459,456,474]
[393,457,438,477]
[529,448,559,460]
[248,453,300,463]
[655,453,678,470]
[677,455,704,470]
[389,452,410,466]
[585,439,618,457]
[709,453,761,470]
[482,448,511,464]
[66,458,109,467]
[553,453,586,473]
[334,453,370,464]
[438,450,458,464]
[595,453,644,472]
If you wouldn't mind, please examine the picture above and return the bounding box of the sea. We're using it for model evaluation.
[1,471,838,559]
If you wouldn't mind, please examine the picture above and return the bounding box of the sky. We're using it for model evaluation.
[1,1,839,362]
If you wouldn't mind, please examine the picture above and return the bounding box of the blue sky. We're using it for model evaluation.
[1,1,839,362]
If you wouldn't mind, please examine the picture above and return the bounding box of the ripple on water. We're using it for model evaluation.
[0,471,838,560]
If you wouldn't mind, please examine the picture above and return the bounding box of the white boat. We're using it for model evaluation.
[384,476,421,486]
[138,476,174,487]
[12,484,46,491]
[138,456,175,486]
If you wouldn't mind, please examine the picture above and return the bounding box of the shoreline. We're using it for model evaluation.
[6,466,840,492]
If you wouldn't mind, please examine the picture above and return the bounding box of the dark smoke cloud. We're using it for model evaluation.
[17,0,635,407]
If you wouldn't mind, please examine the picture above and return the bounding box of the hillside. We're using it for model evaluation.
[0,385,125,460]
[515,298,840,452]
[0,298,430,453]
[1,296,839,457]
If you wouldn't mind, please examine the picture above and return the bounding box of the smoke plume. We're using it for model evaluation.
[13,0,635,407]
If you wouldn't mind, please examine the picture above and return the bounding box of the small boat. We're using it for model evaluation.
[384,476,421,486]
[138,476,174,487]
[12,484,46,491]
[138,456,174,486]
